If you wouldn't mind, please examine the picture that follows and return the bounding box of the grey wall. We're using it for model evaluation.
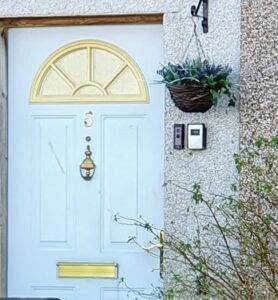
[163,0,240,237]
[163,1,240,297]
[0,0,242,297]
[240,0,278,145]
[238,2,277,298]
[0,0,179,16]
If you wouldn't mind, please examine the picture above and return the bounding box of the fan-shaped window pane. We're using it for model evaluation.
[41,68,72,96]
[55,49,88,85]
[30,40,149,104]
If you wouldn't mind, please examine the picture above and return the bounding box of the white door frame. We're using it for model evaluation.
[0,15,164,297]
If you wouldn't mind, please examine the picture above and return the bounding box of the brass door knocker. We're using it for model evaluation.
[80,145,96,180]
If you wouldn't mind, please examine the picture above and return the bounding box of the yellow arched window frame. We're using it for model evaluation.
[30,40,149,103]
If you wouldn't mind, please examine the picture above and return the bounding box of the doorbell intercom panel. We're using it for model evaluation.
[187,123,207,150]
[174,124,185,150]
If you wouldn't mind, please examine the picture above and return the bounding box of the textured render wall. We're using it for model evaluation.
[163,1,241,295]
[239,2,277,298]
[240,0,278,145]
[0,0,180,16]
[163,0,241,218]
[0,0,241,296]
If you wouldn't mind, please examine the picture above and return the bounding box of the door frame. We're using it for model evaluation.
[0,14,163,297]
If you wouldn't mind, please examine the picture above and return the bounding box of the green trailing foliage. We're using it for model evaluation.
[116,136,278,300]
[157,58,236,106]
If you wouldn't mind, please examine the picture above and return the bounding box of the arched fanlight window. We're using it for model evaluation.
[30,40,149,103]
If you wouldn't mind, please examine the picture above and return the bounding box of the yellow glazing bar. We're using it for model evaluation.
[30,40,149,103]
[88,46,93,82]
[57,263,118,279]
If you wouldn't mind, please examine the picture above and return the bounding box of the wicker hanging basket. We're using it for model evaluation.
[167,84,213,113]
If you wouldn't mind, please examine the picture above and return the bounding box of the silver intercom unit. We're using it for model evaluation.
[187,123,207,150]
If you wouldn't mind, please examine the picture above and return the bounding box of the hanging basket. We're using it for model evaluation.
[167,84,213,113]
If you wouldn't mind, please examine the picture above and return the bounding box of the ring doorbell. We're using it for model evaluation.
[187,123,207,150]
[174,124,185,150]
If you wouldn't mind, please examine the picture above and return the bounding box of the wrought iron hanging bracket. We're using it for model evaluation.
[191,0,208,33]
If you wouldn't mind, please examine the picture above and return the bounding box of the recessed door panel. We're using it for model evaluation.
[31,116,76,248]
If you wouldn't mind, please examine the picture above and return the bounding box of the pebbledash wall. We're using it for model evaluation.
[240,0,278,145]
[1,0,276,297]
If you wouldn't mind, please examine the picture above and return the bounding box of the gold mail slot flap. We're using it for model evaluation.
[57,262,118,279]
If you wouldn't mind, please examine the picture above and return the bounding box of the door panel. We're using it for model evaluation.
[102,115,149,251]
[8,25,164,300]
[31,116,76,248]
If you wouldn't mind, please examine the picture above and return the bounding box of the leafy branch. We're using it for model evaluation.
[115,136,278,300]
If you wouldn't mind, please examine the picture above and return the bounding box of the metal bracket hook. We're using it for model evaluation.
[191,0,209,33]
